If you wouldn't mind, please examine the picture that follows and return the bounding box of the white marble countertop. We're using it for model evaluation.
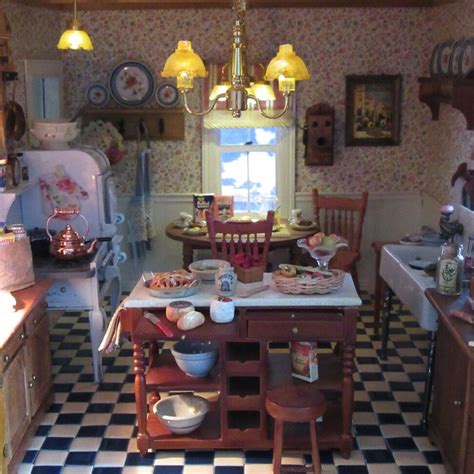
[124,272,362,309]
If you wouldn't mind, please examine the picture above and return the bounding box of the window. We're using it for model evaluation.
[202,120,295,217]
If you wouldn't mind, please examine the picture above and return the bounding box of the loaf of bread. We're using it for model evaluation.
[177,310,205,331]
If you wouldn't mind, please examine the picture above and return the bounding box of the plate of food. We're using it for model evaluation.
[143,270,200,298]
[290,220,319,231]
[183,226,207,236]
[189,259,230,281]
[399,234,423,245]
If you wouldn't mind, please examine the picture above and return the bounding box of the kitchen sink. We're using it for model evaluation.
[380,244,441,331]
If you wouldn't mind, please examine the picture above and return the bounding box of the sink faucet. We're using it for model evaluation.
[439,205,464,242]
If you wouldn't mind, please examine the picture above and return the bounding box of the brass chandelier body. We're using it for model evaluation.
[161,0,310,118]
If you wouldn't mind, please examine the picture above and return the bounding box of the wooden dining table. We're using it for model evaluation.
[165,219,318,268]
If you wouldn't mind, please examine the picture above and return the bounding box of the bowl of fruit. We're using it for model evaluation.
[297,232,348,271]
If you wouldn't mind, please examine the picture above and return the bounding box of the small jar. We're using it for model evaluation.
[7,223,27,240]
[436,242,464,295]
[210,296,235,324]
[215,266,237,297]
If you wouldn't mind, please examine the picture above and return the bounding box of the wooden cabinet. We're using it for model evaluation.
[122,304,357,458]
[425,289,474,474]
[3,348,29,463]
[0,280,52,474]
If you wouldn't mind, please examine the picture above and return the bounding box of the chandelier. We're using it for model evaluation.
[161,0,310,118]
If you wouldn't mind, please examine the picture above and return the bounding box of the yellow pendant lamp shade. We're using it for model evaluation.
[249,81,276,101]
[57,18,94,51]
[264,44,310,93]
[210,82,231,101]
[161,41,208,90]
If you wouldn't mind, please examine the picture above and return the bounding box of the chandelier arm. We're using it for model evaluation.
[181,91,228,117]
[248,93,291,120]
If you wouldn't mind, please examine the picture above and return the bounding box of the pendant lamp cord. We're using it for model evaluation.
[73,0,77,20]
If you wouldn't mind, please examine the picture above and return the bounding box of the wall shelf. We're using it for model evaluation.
[418,77,474,130]
[81,107,185,141]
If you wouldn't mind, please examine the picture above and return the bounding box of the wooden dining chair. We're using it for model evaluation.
[205,210,275,269]
[312,188,368,290]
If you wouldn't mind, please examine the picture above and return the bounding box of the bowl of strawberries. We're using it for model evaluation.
[297,232,348,271]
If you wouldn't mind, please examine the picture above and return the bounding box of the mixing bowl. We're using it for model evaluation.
[171,340,218,377]
[153,394,209,435]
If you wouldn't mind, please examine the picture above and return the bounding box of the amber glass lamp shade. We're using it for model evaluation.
[210,82,231,101]
[161,41,208,90]
[249,81,276,101]
[264,44,310,93]
[57,18,94,51]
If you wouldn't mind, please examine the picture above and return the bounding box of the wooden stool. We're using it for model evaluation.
[265,385,327,474]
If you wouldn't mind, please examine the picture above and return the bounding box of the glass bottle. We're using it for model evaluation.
[435,242,464,296]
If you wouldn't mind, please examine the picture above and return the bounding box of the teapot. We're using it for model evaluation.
[46,207,97,260]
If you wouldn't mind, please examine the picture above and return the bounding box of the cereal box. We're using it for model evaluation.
[290,342,319,382]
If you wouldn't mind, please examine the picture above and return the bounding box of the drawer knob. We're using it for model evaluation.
[20,333,26,340]
[292,327,298,334]
[3,355,9,363]
[60,286,67,293]
[291,313,295,319]
[33,319,38,325]
[32,374,37,381]
[28,381,33,388]
[454,400,462,407]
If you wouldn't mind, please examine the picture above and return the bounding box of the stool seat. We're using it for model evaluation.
[266,384,326,422]
[265,385,327,474]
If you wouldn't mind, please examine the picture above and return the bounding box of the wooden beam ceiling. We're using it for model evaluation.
[20,0,456,10]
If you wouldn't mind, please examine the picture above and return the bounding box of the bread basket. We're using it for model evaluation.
[272,269,345,295]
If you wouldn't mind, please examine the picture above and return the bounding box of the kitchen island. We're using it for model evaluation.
[120,274,361,458]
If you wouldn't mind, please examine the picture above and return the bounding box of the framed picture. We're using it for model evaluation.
[345,74,402,146]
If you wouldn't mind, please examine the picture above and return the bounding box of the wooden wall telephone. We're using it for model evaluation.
[303,103,335,166]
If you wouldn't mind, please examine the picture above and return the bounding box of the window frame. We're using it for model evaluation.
[202,124,295,218]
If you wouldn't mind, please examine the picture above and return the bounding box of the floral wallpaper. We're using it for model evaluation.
[423,0,474,204]
[7,3,469,200]
[4,1,61,118]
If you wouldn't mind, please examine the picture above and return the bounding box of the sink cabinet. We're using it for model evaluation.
[425,289,474,474]
[0,280,53,474]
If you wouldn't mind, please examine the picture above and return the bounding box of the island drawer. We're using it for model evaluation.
[246,319,344,341]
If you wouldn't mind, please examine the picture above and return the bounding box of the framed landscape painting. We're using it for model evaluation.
[345,74,402,146]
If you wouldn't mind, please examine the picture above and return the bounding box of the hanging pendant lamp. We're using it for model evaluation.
[57,0,94,51]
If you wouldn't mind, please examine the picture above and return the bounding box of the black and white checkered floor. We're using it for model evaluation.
[19,292,447,474]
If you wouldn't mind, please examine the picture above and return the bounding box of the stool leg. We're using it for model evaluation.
[309,421,321,474]
[273,419,284,474]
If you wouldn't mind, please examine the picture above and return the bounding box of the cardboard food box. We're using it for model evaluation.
[213,195,234,221]
[234,264,264,283]
[193,193,214,224]
[290,342,319,383]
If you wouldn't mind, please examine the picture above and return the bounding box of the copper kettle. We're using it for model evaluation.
[46,207,97,260]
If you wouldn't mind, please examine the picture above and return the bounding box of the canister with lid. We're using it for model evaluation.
[435,241,464,295]
[7,223,27,240]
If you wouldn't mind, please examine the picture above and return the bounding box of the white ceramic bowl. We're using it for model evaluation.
[153,394,209,434]
[171,340,218,377]
[30,119,80,150]
[188,259,230,282]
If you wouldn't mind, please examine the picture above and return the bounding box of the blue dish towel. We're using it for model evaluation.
[127,125,156,261]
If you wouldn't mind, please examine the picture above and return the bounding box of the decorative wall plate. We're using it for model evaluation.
[459,38,474,78]
[438,41,455,76]
[429,43,442,77]
[109,61,155,108]
[449,39,465,77]
[85,82,110,108]
[156,83,180,108]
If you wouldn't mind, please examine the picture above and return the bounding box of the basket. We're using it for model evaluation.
[272,269,345,295]
[234,265,264,283]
